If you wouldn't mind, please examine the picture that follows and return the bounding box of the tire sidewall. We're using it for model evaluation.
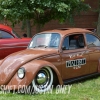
[32,67,53,93]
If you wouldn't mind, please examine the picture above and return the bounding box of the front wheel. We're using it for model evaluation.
[32,67,53,93]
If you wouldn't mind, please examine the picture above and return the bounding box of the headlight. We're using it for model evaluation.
[17,67,25,79]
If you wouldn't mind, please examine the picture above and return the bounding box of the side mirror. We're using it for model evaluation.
[62,46,66,50]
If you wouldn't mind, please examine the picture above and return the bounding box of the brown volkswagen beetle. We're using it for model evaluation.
[0,28,99,93]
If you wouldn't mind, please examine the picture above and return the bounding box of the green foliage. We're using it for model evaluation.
[0,0,90,26]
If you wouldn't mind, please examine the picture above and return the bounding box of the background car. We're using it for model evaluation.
[0,28,100,93]
[0,24,31,59]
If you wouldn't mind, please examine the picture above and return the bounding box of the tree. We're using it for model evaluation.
[0,0,90,37]
[97,0,100,36]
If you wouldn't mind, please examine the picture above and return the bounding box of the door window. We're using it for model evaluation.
[62,34,85,50]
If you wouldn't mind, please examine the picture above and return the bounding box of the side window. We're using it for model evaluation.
[62,37,69,50]
[0,30,14,39]
[86,34,100,47]
[62,34,85,50]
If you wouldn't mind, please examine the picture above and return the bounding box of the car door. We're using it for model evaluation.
[85,33,100,73]
[61,33,90,80]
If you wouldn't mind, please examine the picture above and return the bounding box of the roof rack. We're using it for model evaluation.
[57,28,97,32]
[57,28,69,30]
[85,28,96,32]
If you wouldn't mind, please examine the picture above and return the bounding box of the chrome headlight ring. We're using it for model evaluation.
[17,67,25,79]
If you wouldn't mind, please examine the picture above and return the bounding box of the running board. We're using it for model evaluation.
[63,72,100,84]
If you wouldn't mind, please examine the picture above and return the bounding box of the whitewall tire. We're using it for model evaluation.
[32,67,53,93]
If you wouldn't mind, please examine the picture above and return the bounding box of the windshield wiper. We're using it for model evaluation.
[34,45,48,48]
[49,45,58,48]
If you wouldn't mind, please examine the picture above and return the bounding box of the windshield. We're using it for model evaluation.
[29,33,60,48]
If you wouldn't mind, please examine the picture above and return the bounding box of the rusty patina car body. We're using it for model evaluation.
[0,28,100,92]
[0,24,31,59]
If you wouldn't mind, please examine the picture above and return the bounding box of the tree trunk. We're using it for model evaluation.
[97,11,100,36]
[36,23,41,33]
[97,0,100,36]
[26,19,32,37]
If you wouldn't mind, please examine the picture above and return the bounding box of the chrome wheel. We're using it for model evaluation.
[32,67,53,93]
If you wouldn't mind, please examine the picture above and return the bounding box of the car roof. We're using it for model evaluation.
[0,24,12,33]
[42,28,93,37]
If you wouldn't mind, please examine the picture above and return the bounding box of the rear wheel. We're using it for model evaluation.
[32,67,53,93]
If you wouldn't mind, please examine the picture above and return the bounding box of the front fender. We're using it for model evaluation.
[24,60,63,86]
[9,60,63,88]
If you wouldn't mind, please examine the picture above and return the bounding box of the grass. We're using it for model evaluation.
[0,76,100,100]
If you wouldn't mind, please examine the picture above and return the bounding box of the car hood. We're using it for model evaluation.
[0,48,58,85]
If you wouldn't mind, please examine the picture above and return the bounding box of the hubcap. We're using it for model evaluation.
[37,73,47,85]
[32,67,53,92]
